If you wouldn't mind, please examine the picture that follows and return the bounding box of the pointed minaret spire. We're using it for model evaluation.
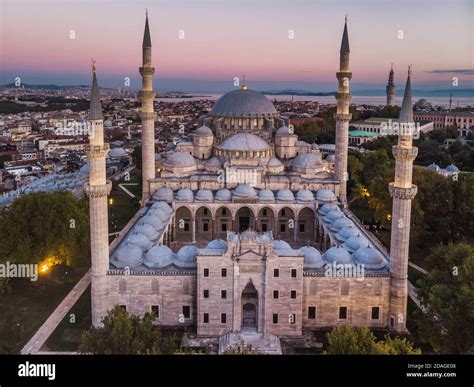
[89,60,103,120]
[386,62,396,107]
[449,92,453,110]
[143,9,152,48]
[399,65,414,123]
[340,15,350,54]
[388,65,418,333]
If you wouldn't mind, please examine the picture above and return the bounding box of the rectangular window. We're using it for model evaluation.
[371,307,380,320]
[280,223,286,233]
[290,290,296,299]
[263,209,267,216]
[273,290,279,299]
[281,209,286,216]
[262,223,268,232]
[182,306,191,319]
[184,222,190,232]
[222,209,227,216]
[273,269,279,277]
[119,305,126,311]
[221,289,227,299]
[339,306,347,320]
[299,223,305,233]
[221,223,227,232]
[221,313,227,324]
[221,268,227,277]
[308,307,316,319]
[151,305,160,319]
[203,289,209,298]
[203,208,208,215]
[203,313,209,323]
[272,314,278,324]
[203,223,209,232]
[203,268,209,277]
[291,269,297,278]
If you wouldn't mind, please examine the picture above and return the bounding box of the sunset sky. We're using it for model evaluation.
[1,0,473,92]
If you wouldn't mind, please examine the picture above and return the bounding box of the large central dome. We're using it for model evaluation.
[209,89,278,117]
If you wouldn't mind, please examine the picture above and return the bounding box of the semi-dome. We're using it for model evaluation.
[164,152,196,169]
[324,246,353,265]
[353,246,387,270]
[195,189,213,202]
[215,189,232,201]
[343,235,370,253]
[205,157,221,171]
[300,246,325,269]
[175,245,198,268]
[112,243,143,268]
[153,187,174,202]
[335,224,360,242]
[233,184,257,198]
[277,189,295,202]
[273,240,292,250]
[209,89,277,117]
[296,189,315,203]
[323,209,344,224]
[144,245,173,268]
[206,239,228,250]
[219,132,271,152]
[267,157,284,168]
[330,217,353,232]
[127,232,153,250]
[135,224,159,241]
[259,189,275,201]
[175,188,194,202]
[316,188,337,202]
[194,126,213,136]
[318,203,338,215]
[291,153,323,169]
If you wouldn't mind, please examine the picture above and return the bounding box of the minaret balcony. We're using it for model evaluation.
[333,113,352,122]
[139,111,156,120]
[84,181,112,198]
[86,143,110,158]
[388,183,418,200]
[392,146,418,161]
[336,71,352,80]
[139,67,155,76]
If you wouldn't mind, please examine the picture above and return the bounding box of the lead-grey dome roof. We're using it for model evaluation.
[353,246,387,270]
[219,132,271,152]
[209,89,277,117]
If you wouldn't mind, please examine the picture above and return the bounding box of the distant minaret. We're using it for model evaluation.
[449,92,453,111]
[388,66,418,333]
[386,63,396,107]
[139,10,156,204]
[85,62,112,327]
[334,16,352,204]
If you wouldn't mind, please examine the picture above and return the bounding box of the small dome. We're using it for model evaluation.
[291,153,322,169]
[147,208,169,221]
[353,246,387,270]
[316,188,336,202]
[206,239,228,250]
[324,246,353,264]
[215,189,232,201]
[127,232,152,250]
[259,189,275,201]
[267,157,283,168]
[135,224,159,240]
[446,164,460,173]
[330,217,353,232]
[325,154,336,162]
[205,157,221,170]
[297,140,311,147]
[164,152,196,169]
[275,126,292,136]
[233,184,258,198]
[318,203,338,215]
[194,126,213,136]
[195,189,213,202]
[427,162,439,171]
[323,209,344,224]
[79,164,89,175]
[155,153,163,161]
[273,240,292,250]
[153,187,174,202]
[151,201,174,215]
[110,147,128,158]
[175,245,198,268]
[176,188,194,202]
[311,143,320,150]
[219,132,271,152]
[300,246,325,269]
[296,189,315,203]
[140,214,165,231]
[343,235,370,253]
[335,224,360,242]
[112,243,143,268]
[144,245,173,268]
[277,189,295,202]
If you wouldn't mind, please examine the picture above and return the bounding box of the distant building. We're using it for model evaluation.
[427,163,461,177]
[413,111,474,134]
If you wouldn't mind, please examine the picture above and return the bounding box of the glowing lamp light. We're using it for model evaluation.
[41,264,49,273]
[109,198,114,205]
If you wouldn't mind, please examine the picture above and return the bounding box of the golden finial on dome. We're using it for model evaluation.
[241,75,247,91]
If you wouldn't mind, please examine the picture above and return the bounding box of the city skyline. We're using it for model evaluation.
[1,0,473,92]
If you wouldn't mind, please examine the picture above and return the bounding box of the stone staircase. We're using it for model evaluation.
[218,328,282,355]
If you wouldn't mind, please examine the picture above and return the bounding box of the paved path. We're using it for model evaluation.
[118,183,137,198]
[409,262,429,275]
[21,269,91,354]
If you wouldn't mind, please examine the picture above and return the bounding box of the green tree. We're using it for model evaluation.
[325,326,421,355]
[132,145,142,171]
[415,243,474,354]
[79,306,178,354]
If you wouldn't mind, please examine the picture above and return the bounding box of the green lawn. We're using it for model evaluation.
[0,265,88,354]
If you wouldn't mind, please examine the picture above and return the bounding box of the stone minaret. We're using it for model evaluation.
[85,63,112,327]
[449,92,453,111]
[388,67,418,332]
[386,63,396,107]
[139,11,156,204]
[334,16,352,204]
